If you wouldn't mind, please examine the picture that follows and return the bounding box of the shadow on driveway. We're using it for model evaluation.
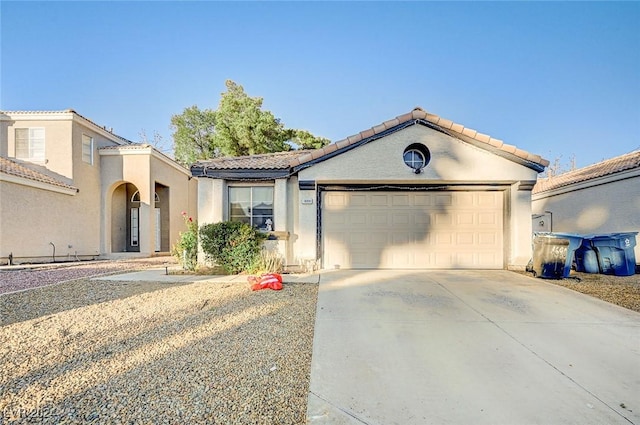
[307,270,640,425]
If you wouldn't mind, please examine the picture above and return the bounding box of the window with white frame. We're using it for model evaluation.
[15,128,45,161]
[82,134,94,164]
[229,186,274,231]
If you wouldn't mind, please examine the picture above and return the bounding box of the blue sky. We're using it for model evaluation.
[2,1,639,170]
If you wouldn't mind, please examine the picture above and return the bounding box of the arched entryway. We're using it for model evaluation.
[109,182,170,254]
[110,182,141,253]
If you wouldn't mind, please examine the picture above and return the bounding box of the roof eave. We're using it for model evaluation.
[191,166,291,180]
[293,119,548,173]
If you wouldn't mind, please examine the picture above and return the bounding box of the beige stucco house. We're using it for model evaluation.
[194,107,549,271]
[532,150,640,264]
[0,110,197,264]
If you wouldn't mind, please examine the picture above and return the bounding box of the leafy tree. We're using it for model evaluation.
[170,105,217,166]
[286,129,331,150]
[170,80,329,162]
[213,80,291,156]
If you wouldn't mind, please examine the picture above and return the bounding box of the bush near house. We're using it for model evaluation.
[171,212,198,271]
[199,221,267,274]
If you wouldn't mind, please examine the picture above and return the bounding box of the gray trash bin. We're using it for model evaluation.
[532,233,583,279]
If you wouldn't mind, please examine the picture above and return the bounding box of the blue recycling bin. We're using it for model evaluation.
[532,233,584,279]
[575,237,600,273]
[589,232,637,276]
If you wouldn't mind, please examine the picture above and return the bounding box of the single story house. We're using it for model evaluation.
[532,150,640,264]
[193,107,549,271]
[0,110,197,264]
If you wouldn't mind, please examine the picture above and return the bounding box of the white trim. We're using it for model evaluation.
[0,173,78,195]
[82,133,94,164]
[533,168,640,201]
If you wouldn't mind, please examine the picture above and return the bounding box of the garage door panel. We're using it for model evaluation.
[370,194,390,206]
[350,194,368,206]
[435,194,453,206]
[323,191,503,269]
[392,213,411,225]
[391,194,410,206]
[456,212,475,225]
[371,212,389,225]
[456,233,475,245]
[414,194,433,206]
[478,212,499,225]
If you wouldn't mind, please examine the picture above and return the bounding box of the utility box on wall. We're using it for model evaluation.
[532,212,552,233]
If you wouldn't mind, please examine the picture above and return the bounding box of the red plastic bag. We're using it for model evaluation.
[249,273,283,291]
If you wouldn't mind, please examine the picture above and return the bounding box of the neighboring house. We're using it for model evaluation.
[0,110,197,264]
[532,150,640,264]
[193,107,549,271]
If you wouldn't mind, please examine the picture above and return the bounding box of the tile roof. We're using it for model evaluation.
[0,109,133,144]
[193,150,313,171]
[0,156,78,191]
[290,107,550,171]
[533,150,640,194]
[193,107,549,175]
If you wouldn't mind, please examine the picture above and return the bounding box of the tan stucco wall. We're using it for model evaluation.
[532,172,640,263]
[100,149,197,257]
[0,181,98,262]
[0,116,121,263]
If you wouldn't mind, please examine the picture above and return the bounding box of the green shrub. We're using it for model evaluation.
[199,221,267,274]
[171,212,198,271]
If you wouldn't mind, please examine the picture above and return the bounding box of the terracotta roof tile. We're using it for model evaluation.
[347,134,363,144]
[396,112,413,122]
[501,143,517,154]
[436,118,454,129]
[360,128,375,139]
[462,128,478,138]
[488,138,504,148]
[0,156,78,191]
[383,118,400,129]
[475,132,491,143]
[533,150,640,194]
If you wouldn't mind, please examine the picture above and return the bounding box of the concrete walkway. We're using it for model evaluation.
[307,270,640,425]
[94,267,320,284]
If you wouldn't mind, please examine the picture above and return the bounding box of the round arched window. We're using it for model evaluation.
[403,144,431,172]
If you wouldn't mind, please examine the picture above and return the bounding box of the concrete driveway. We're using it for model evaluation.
[306,270,640,425]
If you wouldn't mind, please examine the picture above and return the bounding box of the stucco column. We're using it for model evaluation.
[509,181,535,270]
[197,178,216,226]
[140,184,153,255]
[274,178,288,232]
[296,186,318,262]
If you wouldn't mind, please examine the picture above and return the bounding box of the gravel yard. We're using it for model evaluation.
[1,258,638,424]
[543,271,640,313]
[0,262,318,424]
[0,257,174,296]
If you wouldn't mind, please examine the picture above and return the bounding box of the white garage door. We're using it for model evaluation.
[322,191,504,269]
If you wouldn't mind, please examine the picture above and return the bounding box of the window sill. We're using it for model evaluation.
[262,231,290,240]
